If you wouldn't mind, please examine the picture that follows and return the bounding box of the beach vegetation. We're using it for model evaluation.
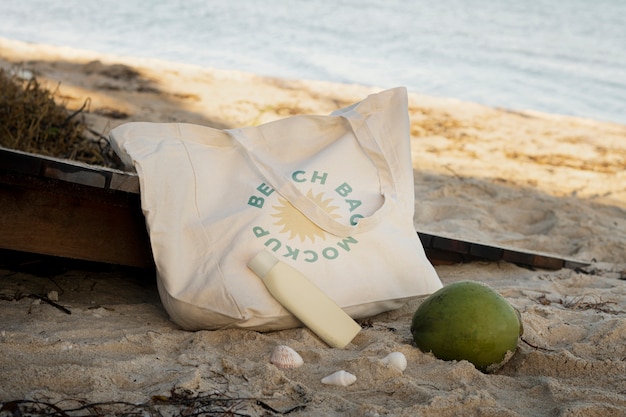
[0,67,120,168]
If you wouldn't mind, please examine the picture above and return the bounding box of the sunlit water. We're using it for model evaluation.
[1,0,624,125]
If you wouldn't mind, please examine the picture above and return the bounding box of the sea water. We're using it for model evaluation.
[1,0,624,125]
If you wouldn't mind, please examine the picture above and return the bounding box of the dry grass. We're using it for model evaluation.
[0,68,121,168]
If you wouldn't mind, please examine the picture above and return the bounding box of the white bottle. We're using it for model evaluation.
[248,250,361,349]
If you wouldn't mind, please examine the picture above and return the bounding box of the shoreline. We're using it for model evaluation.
[3,37,625,127]
[1,37,626,416]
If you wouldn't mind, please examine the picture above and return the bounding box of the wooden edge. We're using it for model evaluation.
[418,232,589,270]
[0,146,139,193]
[0,148,152,268]
[0,148,590,271]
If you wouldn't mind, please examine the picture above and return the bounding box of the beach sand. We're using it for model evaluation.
[1,38,625,416]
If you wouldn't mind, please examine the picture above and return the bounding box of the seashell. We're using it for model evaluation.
[321,370,356,386]
[380,351,407,372]
[270,345,304,369]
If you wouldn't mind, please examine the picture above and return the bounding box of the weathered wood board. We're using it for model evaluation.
[0,147,153,268]
[0,147,588,270]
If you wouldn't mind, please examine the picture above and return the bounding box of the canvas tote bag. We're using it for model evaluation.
[110,87,442,331]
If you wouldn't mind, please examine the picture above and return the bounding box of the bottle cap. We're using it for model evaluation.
[248,250,279,278]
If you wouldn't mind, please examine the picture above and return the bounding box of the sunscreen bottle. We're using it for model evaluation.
[248,250,361,349]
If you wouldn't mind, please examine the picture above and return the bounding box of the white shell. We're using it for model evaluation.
[321,370,356,386]
[381,351,407,372]
[270,345,304,369]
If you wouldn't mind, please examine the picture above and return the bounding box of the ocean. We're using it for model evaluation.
[1,0,625,125]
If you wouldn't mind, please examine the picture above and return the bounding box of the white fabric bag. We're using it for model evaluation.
[110,87,442,331]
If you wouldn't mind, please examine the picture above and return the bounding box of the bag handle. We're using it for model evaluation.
[228,105,400,238]
[340,108,399,199]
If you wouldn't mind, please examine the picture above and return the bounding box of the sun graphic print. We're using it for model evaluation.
[271,190,341,243]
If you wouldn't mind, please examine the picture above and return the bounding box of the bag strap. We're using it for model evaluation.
[340,108,399,199]
[228,105,400,238]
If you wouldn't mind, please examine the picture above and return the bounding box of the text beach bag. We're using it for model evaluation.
[110,87,442,331]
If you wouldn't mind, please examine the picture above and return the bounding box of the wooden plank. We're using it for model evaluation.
[0,151,152,268]
[0,146,139,193]
[417,232,588,270]
[0,147,589,271]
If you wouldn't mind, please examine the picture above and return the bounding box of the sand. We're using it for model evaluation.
[1,37,625,416]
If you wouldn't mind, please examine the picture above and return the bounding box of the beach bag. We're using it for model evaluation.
[109,87,442,331]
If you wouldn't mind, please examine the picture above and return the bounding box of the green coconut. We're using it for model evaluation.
[411,280,523,372]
